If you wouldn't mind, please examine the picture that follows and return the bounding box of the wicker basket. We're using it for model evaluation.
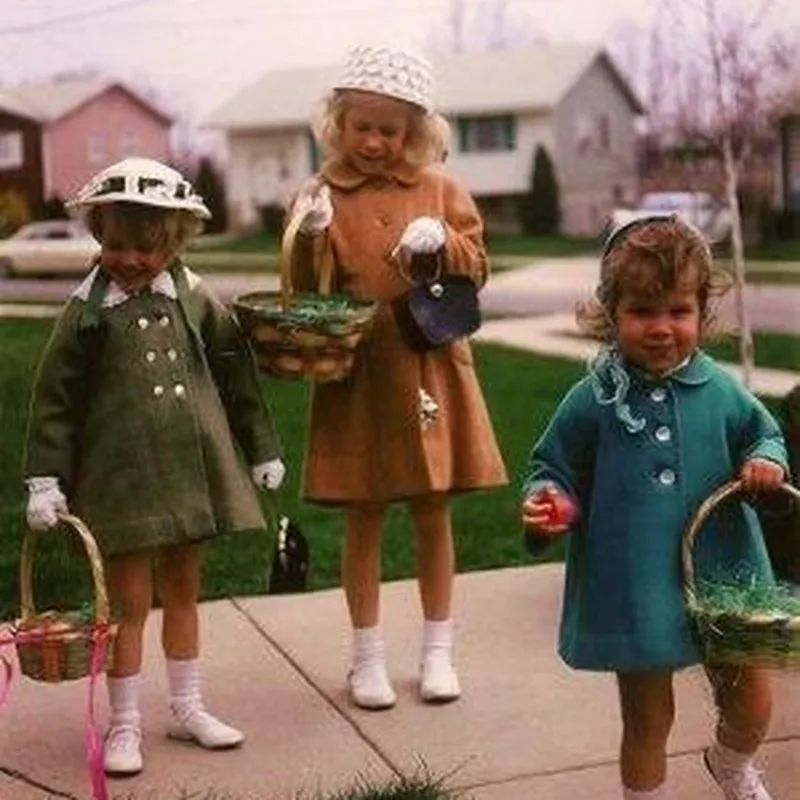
[682,479,800,669]
[234,200,377,383]
[15,514,116,683]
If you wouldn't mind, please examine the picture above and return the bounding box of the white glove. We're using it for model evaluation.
[252,459,286,491]
[26,477,68,532]
[395,216,447,256]
[297,184,333,235]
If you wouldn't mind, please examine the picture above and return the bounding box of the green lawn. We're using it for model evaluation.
[0,318,583,622]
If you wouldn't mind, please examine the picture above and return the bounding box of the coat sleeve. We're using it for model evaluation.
[439,173,490,288]
[23,301,94,493]
[730,386,788,473]
[198,284,284,466]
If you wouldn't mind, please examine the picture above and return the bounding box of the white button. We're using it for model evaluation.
[651,388,667,402]
[145,351,157,363]
[137,317,149,330]
[166,348,178,361]
[174,384,186,397]
[658,469,676,486]
[655,426,672,443]
[153,385,164,397]
[159,316,170,327]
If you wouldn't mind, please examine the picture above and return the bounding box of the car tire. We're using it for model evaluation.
[0,258,16,278]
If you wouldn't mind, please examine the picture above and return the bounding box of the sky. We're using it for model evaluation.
[1,0,798,126]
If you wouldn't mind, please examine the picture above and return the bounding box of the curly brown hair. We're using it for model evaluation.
[577,215,731,341]
[87,202,200,254]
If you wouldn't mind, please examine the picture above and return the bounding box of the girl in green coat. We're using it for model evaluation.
[24,158,284,777]
[521,216,788,800]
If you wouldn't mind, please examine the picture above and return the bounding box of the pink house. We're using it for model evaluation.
[0,76,172,216]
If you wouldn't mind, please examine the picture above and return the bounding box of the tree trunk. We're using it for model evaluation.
[721,132,754,388]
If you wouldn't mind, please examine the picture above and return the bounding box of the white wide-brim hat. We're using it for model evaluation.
[334,44,434,113]
[67,157,211,220]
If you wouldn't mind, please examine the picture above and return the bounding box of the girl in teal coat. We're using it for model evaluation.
[521,216,787,800]
[24,158,285,777]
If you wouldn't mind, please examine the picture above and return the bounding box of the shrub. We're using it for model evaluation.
[194,157,228,233]
[518,145,560,236]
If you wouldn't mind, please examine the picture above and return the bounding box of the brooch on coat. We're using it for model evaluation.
[419,387,440,430]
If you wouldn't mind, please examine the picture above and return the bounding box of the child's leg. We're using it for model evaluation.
[157,542,243,749]
[409,493,460,703]
[342,502,395,709]
[616,670,675,793]
[704,665,773,799]
[103,550,154,775]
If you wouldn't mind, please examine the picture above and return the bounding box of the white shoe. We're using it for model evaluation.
[103,724,143,776]
[347,661,396,710]
[704,748,773,800]
[168,706,245,749]
[420,653,461,703]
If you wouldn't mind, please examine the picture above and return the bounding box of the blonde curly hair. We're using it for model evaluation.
[311,89,450,169]
[577,215,731,341]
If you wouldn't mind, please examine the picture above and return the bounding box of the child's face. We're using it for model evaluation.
[614,277,701,377]
[340,91,411,174]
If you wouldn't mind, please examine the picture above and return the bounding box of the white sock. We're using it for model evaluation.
[352,626,386,667]
[421,618,454,661]
[623,784,667,799]
[708,740,752,772]
[106,674,141,728]
[350,626,393,701]
[166,657,203,715]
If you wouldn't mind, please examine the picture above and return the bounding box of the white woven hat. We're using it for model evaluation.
[334,44,434,113]
[67,157,211,220]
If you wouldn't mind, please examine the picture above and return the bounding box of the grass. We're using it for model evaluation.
[0,318,581,622]
[704,331,800,373]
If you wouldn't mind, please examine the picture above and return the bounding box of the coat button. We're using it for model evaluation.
[153,385,164,397]
[651,388,667,402]
[166,348,178,361]
[174,383,186,397]
[159,315,170,327]
[655,426,672,443]
[658,468,676,486]
[137,317,149,330]
[145,350,157,363]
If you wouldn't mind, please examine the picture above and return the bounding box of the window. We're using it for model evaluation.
[119,133,139,157]
[457,115,516,153]
[88,134,107,164]
[574,113,613,155]
[597,115,611,152]
[0,131,23,169]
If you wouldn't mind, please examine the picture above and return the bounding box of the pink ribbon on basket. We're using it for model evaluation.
[86,623,113,800]
[0,627,15,709]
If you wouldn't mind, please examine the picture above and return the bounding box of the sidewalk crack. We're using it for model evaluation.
[229,597,405,780]
[0,764,78,798]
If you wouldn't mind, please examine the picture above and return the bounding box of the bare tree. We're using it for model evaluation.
[648,0,795,387]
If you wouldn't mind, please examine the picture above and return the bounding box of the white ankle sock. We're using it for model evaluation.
[352,626,386,667]
[349,626,394,706]
[166,657,203,714]
[623,784,667,799]
[422,618,454,660]
[708,740,753,771]
[106,673,141,728]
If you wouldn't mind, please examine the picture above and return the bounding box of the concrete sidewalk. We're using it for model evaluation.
[0,565,798,800]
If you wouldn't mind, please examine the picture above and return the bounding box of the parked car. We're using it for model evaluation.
[0,220,99,277]
[608,191,733,244]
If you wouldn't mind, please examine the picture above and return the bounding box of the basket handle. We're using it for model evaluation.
[279,192,335,313]
[19,513,110,626]
[681,480,800,607]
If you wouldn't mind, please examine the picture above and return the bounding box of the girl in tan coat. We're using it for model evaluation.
[291,44,507,709]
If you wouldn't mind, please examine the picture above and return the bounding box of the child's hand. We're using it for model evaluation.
[521,483,576,537]
[395,216,446,255]
[252,459,287,491]
[739,458,785,494]
[296,184,333,235]
[25,477,68,532]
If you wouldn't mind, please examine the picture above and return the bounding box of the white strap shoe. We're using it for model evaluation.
[103,724,143,776]
[347,661,396,710]
[704,748,773,800]
[420,653,461,704]
[168,705,245,749]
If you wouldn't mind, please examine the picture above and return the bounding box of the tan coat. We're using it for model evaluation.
[292,158,507,504]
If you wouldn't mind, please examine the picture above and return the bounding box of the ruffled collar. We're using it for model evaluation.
[322,157,421,190]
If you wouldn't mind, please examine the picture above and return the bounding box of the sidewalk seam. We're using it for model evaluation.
[0,764,78,799]
[228,597,406,781]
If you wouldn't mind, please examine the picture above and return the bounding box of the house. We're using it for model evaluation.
[205,44,644,236]
[0,77,173,219]
[775,112,800,213]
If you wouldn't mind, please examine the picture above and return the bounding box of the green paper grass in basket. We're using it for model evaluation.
[690,568,800,667]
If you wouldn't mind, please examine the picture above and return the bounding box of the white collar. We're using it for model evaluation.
[72,266,186,307]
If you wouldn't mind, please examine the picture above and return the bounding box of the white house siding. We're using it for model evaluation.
[776,116,800,211]
[553,60,639,236]
[227,129,310,228]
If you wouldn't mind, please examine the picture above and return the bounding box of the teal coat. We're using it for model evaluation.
[24,264,282,556]
[523,351,787,672]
